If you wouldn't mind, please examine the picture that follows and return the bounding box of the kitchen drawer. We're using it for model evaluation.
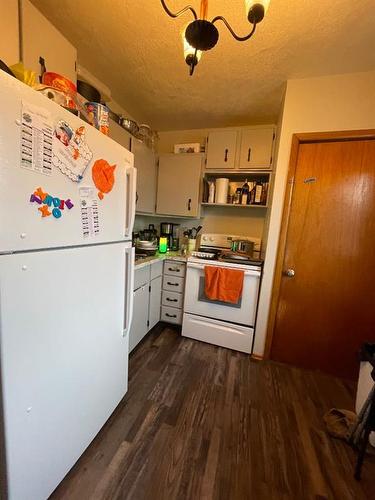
[163,275,185,293]
[150,260,163,280]
[164,261,186,277]
[161,305,182,325]
[134,265,150,290]
[162,290,183,309]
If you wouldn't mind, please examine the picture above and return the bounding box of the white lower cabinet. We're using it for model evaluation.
[149,276,162,331]
[129,262,163,353]
[161,260,186,325]
[129,285,149,353]
[161,306,183,325]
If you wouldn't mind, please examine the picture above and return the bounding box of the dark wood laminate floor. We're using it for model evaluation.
[51,326,375,500]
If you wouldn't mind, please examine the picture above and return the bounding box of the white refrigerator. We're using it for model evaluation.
[0,71,136,499]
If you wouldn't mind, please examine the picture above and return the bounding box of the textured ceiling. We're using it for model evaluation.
[31,0,375,130]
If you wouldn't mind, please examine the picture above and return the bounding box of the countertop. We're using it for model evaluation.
[134,251,188,269]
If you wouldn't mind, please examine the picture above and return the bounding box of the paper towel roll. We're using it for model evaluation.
[215,178,229,204]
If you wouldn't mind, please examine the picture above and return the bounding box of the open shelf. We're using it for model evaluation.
[201,202,268,209]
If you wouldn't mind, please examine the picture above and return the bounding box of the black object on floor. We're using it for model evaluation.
[349,343,375,480]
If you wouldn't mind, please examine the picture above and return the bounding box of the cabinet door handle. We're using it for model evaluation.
[247,148,251,162]
[166,313,177,318]
[167,282,179,286]
[168,267,180,272]
[224,148,228,162]
[166,298,178,302]
[187,198,191,211]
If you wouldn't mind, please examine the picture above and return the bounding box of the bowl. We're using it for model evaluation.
[138,240,155,247]
[77,80,100,102]
[120,117,139,136]
[42,72,77,93]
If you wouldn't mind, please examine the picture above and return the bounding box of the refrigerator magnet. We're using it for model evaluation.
[52,122,93,182]
[38,205,52,217]
[30,187,74,219]
[92,159,116,200]
[20,101,53,177]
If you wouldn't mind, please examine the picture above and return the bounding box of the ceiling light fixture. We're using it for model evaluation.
[161,0,270,75]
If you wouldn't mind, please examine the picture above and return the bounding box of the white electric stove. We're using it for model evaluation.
[182,233,262,354]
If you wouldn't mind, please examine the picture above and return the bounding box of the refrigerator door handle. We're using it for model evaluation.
[125,166,137,239]
[123,246,135,337]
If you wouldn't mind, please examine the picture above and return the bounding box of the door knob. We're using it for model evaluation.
[284,268,295,277]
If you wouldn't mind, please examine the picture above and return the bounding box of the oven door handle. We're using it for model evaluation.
[187,262,261,277]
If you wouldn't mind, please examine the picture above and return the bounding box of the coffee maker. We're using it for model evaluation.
[160,222,180,251]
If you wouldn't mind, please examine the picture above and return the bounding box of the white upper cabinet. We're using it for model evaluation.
[238,127,275,169]
[132,139,157,214]
[0,0,19,66]
[206,130,238,170]
[109,120,132,150]
[156,154,203,217]
[22,0,77,83]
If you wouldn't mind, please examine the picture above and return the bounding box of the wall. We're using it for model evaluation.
[22,0,77,82]
[3,1,137,124]
[254,70,375,356]
[135,206,266,240]
[0,0,19,66]
[156,125,274,242]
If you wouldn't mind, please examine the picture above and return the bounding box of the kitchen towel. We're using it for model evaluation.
[204,266,244,304]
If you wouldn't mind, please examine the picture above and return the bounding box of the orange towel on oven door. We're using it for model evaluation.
[204,266,244,304]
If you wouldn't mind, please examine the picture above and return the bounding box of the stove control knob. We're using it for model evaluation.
[209,237,214,242]
[202,236,207,241]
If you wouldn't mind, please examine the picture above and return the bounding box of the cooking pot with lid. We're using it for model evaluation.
[231,239,254,255]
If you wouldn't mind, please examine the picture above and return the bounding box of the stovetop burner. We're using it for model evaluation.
[193,247,263,267]
[191,250,218,260]
[219,252,263,267]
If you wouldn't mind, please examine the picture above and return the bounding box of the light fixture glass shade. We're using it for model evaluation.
[182,30,202,63]
[245,0,270,23]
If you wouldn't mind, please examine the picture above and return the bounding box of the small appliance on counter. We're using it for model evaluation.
[160,222,180,251]
[134,224,158,256]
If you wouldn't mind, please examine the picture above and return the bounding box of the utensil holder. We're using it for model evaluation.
[188,239,196,252]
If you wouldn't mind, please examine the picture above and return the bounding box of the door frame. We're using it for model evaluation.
[264,129,375,359]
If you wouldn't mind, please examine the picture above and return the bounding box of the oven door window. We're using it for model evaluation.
[198,276,242,308]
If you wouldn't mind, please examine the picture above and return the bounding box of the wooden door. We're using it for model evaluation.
[206,130,238,169]
[238,128,274,169]
[132,139,156,214]
[156,154,202,217]
[270,137,375,379]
